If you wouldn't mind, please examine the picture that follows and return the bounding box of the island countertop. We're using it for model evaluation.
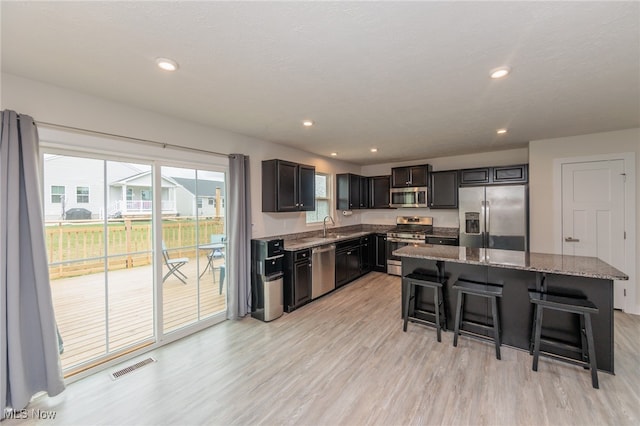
[394,244,628,281]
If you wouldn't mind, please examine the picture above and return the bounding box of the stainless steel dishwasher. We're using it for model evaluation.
[311,244,336,299]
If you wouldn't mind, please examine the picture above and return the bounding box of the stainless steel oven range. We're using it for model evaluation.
[386,216,433,276]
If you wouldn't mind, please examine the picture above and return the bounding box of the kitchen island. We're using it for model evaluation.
[394,244,628,373]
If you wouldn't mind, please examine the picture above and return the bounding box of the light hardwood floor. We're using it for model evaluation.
[52,255,226,371]
[9,272,640,425]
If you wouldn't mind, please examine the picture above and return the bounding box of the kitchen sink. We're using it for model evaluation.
[295,234,357,245]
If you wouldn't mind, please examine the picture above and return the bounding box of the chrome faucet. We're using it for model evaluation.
[323,215,335,237]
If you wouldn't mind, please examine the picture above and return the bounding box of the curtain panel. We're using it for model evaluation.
[1,110,64,417]
[227,154,252,319]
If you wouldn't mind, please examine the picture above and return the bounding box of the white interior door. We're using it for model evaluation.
[561,160,626,309]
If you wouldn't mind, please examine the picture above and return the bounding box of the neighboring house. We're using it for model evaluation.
[43,155,145,220]
[43,155,226,220]
[109,171,179,217]
[171,177,225,218]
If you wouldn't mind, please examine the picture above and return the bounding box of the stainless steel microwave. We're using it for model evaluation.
[389,186,429,208]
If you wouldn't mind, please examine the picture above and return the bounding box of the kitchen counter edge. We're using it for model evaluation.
[394,244,628,281]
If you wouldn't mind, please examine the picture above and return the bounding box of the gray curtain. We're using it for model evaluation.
[227,153,252,319]
[1,111,65,417]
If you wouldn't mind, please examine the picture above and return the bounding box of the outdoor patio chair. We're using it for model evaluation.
[162,241,189,284]
[207,234,225,267]
[200,234,225,282]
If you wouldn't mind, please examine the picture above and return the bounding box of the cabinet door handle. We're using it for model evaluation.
[300,203,303,207]
[565,237,580,242]
[347,251,352,255]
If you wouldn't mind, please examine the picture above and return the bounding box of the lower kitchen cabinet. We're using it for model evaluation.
[284,248,312,312]
[335,239,361,288]
[359,235,372,275]
[373,233,387,272]
[335,236,375,288]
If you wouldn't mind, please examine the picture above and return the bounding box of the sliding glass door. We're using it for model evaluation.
[160,166,227,333]
[44,153,154,372]
[43,151,228,375]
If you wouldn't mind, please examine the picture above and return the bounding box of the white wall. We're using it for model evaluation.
[1,73,361,238]
[360,148,529,227]
[529,128,640,312]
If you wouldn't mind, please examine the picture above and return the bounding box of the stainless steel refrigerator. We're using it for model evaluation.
[458,185,528,251]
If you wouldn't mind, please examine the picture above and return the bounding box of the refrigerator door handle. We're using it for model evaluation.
[485,200,491,247]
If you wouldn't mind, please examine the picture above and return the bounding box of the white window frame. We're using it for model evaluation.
[51,185,65,203]
[306,172,332,224]
[76,186,89,203]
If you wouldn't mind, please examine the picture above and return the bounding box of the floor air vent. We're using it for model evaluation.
[110,357,156,380]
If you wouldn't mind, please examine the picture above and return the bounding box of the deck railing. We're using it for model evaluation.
[45,217,225,279]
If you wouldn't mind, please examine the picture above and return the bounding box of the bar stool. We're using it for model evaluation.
[402,272,448,342]
[529,291,599,389]
[452,279,503,360]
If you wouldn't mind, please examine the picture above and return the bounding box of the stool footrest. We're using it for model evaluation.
[534,350,593,370]
[538,337,583,354]
[408,317,440,329]
[461,319,495,332]
[455,328,499,346]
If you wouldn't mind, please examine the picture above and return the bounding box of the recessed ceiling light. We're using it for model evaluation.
[496,128,508,134]
[330,152,337,156]
[490,66,511,79]
[370,148,378,153]
[156,57,179,71]
[302,120,314,127]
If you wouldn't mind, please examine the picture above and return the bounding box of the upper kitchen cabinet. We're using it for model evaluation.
[459,164,528,186]
[492,164,528,183]
[336,173,362,210]
[337,174,391,210]
[459,167,491,185]
[369,175,392,209]
[391,164,431,188]
[262,159,316,212]
[429,170,458,209]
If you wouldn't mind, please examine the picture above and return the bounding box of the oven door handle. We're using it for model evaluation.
[387,238,413,243]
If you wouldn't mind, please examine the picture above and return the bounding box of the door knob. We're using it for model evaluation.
[564,237,580,242]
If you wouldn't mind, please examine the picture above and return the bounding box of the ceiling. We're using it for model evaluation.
[2,2,639,165]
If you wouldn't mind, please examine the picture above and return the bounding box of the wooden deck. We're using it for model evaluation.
[51,254,226,372]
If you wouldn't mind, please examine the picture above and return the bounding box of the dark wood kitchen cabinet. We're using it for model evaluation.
[359,235,372,275]
[336,173,366,210]
[369,175,392,209]
[262,159,315,212]
[492,164,528,183]
[391,164,431,188]
[459,167,491,185]
[335,238,361,287]
[429,170,459,209]
[460,164,528,186]
[373,233,387,272]
[284,248,311,312]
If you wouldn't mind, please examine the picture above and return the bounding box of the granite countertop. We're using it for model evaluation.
[394,244,628,280]
[284,231,374,251]
[257,224,458,252]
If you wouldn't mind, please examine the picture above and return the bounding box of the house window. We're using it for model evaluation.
[208,198,214,205]
[76,186,89,203]
[51,185,65,203]
[126,188,133,201]
[141,190,151,201]
[197,198,203,208]
[306,173,331,224]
